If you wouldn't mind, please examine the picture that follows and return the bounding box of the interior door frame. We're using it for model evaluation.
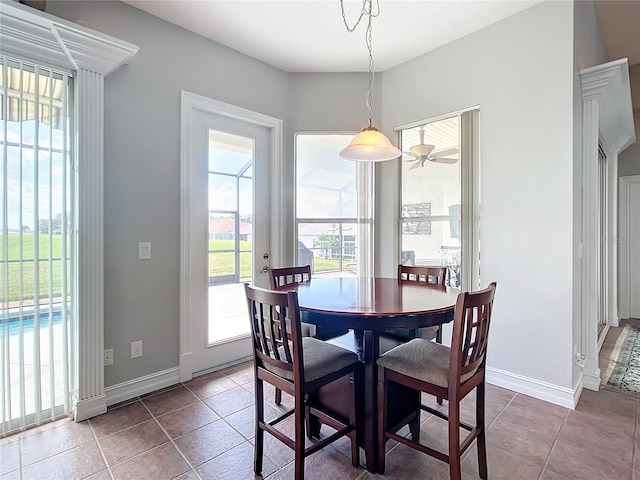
[619,175,640,320]
[179,91,283,381]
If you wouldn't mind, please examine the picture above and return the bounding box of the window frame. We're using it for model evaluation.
[396,108,480,291]
[294,131,375,278]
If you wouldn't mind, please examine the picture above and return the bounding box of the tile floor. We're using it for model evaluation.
[2,324,640,480]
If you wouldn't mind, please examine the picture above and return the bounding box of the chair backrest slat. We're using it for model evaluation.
[450,282,497,383]
[245,284,303,376]
[271,265,312,289]
[397,264,446,286]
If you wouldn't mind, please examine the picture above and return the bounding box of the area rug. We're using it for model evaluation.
[601,325,640,398]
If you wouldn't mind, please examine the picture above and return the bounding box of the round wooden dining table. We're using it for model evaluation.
[276,276,459,473]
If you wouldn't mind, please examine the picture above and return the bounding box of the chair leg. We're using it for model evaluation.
[476,382,488,479]
[294,394,305,480]
[274,387,282,405]
[254,379,264,476]
[349,368,361,467]
[408,408,420,442]
[448,398,462,480]
[377,367,387,474]
[435,327,443,405]
[306,391,321,438]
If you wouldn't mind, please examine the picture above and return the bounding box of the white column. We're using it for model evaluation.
[73,69,107,421]
[579,59,635,392]
[581,97,601,390]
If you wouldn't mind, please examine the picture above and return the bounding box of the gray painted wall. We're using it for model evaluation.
[47,1,290,386]
[619,112,640,176]
[381,0,577,389]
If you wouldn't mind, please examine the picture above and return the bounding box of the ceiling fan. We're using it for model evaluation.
[403,127,459,169]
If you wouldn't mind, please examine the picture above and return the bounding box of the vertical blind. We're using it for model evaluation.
[0,56,75,435]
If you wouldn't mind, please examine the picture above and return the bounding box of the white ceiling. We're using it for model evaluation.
[122,0,545,73]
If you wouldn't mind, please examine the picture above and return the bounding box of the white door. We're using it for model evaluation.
[620,175,640,320]
[185,100,273,375]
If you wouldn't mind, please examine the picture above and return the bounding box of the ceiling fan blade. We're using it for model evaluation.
[432,147,459,157]
[409,159,422,170]
[431,157,459,164]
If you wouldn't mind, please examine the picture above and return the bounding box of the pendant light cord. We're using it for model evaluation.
[341,0,380,130]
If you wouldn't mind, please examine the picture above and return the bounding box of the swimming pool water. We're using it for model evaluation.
[2,311,66,337]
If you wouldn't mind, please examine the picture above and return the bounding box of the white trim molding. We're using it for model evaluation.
[179,91,283,381]
[579,58,635,391]
[0,2,139,422]
[105,368,181,407]
[486,367,577,410]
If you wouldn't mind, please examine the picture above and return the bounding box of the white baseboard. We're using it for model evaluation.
[486,366,577,409]
[572,371,584,407]
[73,394,107,422]
[611,316,620,328]
[104,367,181,407]
[582,369,601,391]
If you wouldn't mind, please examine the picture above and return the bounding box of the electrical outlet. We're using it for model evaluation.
[104,348,114,366]
[131,340,143,359]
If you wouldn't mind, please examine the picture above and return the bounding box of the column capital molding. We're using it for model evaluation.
[0,1,138,74]
[580,58,635,152]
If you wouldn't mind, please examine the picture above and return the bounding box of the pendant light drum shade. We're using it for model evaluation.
[339,127,402,162]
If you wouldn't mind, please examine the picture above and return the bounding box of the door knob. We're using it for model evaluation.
[261,266,269,273]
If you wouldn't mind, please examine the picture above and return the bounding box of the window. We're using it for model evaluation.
[295,133,374,277]
[398,111,479,289]
[0,56,74,433]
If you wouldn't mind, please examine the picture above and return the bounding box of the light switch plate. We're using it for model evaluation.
[131,340,143,359]
[138,242,151,260]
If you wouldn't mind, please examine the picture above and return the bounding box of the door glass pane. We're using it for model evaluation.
[401,116,461,287]
[207,129,252,344]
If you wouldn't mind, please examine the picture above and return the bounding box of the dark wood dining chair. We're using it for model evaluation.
[270,265,312,405]
[376,282,497,479]
[244,284,361,480]
[270,264,312,288]
[397,264,447,343]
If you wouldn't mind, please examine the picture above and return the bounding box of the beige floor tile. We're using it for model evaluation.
[21,441,106,480]
[174,419,245,467]
[98,419,169,467]
[89,400,151,438]
[141,385,200,417]
[546,440,633,480]
[110,442,190,480]
[155,401,219,439]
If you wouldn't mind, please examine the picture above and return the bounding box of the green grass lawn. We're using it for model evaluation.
[1,233,71,303]
[209,239,253,278]
[1,235,355,302]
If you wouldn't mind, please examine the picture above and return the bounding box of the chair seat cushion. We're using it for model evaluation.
[377,338,475,388]
[265,337,359,384]
[380,325,439,341]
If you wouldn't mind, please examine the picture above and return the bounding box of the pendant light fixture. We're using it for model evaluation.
[339,0,401,162]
